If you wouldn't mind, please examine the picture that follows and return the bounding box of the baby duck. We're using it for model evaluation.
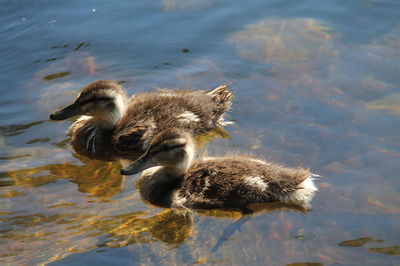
[120,128,318,211]
[50,80,233,161]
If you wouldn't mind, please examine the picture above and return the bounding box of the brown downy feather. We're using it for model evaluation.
[175,155,313,210]
[52,81,233,161]
[121,128,318,211]
[207,84,234,120]
[113,86,233,157]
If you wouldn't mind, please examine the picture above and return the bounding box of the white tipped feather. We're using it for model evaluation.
[281,175,318,206]
[245,176,269,191]
[177,111,200,123]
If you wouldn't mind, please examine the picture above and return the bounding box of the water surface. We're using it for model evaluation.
[1,0,399,265]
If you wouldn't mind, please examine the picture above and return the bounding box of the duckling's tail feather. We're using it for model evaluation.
[207,84,234,122]
[208,84,233,109]
[281,173,318,209]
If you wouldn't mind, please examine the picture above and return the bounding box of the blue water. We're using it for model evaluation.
[1,0,399,265]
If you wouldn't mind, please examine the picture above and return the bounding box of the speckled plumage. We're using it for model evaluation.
[121,129,318,211]
[175,155,314,209]
[50,80,233,161]
[113,87,232,158]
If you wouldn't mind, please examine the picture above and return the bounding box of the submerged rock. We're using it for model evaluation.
[227,18,336,64]
[365,94,400,115]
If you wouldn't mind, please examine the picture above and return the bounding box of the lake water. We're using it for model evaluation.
[1,0,399,265]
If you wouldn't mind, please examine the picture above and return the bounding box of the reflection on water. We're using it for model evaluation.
[1,0,400,265]
[3,157,124,199]
[49,157,124,200]
[106,210,193,248]
[0,121,44,137]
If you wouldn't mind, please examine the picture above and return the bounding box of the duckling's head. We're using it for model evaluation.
[120,129,195,175]
[50,80,128,126]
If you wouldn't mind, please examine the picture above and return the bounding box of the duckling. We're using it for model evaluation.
[50,80,233,161]
[120,128,318,211]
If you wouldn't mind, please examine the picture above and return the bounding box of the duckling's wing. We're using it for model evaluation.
[113,125,150,154]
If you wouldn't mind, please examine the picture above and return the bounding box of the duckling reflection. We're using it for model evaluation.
[50,80,233,162]
[106,209,193,248]
[121,128,318,252]
[49,155,124,199]
[105,203,308,254]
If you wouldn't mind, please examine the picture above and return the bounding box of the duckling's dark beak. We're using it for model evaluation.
[120,153,157,175]
[50,103,82,120]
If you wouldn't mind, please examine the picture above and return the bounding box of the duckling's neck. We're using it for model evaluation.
[113,92,129,120]
[92,94,128,129]
[139,144,195,206]
[163,145,195,177]
[90,114,118,130]
[140,162,191,205]
[139,167,182,206]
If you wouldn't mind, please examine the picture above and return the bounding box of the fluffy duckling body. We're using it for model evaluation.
[121,129,318,211]
[50,80,233,161]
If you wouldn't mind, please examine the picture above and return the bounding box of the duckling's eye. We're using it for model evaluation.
[96,97,113,102]
[78,97,112,106]
[163,143,185,151]
[152,143,185,154]
[151,143,185,155]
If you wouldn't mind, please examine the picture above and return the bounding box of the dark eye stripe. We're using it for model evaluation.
[78,97,112,105]
[97,97,112,101]
[164,143,185,151]
[152,143,185,154]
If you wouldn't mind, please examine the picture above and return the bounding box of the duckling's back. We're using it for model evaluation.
[113,87,233,156]
[173,155,317,210]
